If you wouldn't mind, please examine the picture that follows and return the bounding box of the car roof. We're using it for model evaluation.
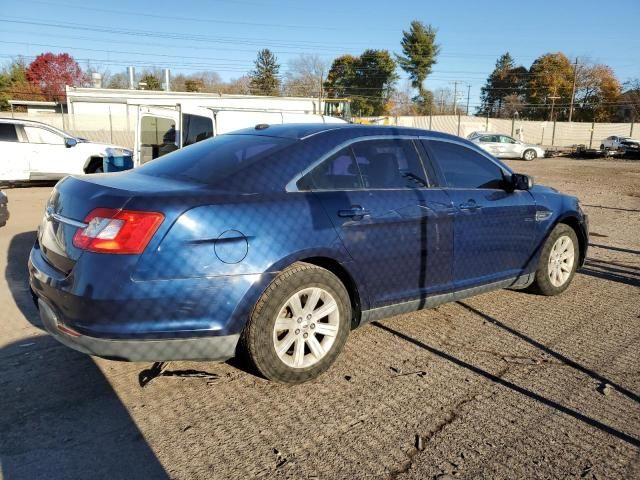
[226,123,465,142]
[0,117,68,131]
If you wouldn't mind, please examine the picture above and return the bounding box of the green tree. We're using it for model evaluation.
[395,20,439,113]
[139,73,162,90]
[525,52,574,120]
[249,49,281,96]
[324,50,398,116]
[0,58,45,109]
[479,53,527,118]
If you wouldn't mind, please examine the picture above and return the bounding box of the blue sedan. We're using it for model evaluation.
[29,124,588,383]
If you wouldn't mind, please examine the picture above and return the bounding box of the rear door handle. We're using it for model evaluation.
[338,205,370,219]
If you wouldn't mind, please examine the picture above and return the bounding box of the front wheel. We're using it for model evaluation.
[241,262,351,383]
[523,149,537,161]
[531,224,579,296]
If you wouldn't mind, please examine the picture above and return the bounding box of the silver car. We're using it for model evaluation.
[469,133,545,161]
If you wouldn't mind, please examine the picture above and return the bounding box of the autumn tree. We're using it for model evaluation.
[574,63,621,121]
[324,50,398,116]
[525,52,574,120]
[25,52,88,101]
[283,54,327,97]
[249,49,281,96]
[395,20,439,113]
[479,53,527,118]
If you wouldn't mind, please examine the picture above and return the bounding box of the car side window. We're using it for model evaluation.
[426,140,505,189]
[23,126,64,145]
[500,136,516,144]
[299,147,363,191]
[351,139,428,189]
[0,123,18,142]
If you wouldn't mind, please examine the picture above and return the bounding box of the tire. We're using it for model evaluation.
[241,262,351,384]
[523,149,537,161]
[600,144,605,150]
[531,224,579,296]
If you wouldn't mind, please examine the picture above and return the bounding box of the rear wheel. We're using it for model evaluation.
[523,149,536,161]
[531,224,579,296]
[242,262,351,383]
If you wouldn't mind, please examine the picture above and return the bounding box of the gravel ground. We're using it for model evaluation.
[1,158,639,480]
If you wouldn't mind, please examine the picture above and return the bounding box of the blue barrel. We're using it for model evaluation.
[102,154,134,172]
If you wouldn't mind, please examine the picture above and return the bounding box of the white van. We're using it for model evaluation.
[135,105,346,166]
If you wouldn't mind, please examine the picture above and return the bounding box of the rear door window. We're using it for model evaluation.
[0,123,18,142]
[351,139,428,189]
[425,140,505,189]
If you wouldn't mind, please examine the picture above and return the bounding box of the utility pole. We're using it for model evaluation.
[466,85,471,116]
[548,87,560,122]
[452,81,458,114]
[568,58,578,122]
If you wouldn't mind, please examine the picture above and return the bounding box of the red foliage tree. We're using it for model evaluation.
[26,53,88,101]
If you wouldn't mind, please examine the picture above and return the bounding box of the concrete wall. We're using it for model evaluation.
[356,115,637,148]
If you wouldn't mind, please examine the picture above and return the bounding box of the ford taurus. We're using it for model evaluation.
[29,124,588,383]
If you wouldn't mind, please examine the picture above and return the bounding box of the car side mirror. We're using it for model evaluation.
[65,137,78,148]
[511,173,534,190]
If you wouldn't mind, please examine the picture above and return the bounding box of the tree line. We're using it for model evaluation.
[1,22,638,122]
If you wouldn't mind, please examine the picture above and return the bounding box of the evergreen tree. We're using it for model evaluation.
[395,21,440,113]
[249,49,281,96]
[479,53,526,118]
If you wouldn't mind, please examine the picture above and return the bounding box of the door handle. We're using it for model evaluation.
[459,199,481,211]
[338,205,370,219]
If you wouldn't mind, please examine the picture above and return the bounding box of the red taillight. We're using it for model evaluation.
[73,208,164,254]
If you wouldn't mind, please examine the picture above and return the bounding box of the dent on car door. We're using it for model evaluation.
[302,138,454,309]
[423,140,537,291]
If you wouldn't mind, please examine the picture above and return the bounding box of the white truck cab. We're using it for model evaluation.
[135,104,346,166]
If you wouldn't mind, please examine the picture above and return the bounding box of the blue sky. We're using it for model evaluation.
[1,0,638,107]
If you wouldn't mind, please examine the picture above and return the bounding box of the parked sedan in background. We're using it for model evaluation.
[469,132,545,160]
[0,190,8,227]
[0,118,132,182]
[29,124,587,384]
[600,135,640,152]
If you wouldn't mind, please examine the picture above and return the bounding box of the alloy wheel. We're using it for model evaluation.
[273,287,340,369]
[548,235,575,287]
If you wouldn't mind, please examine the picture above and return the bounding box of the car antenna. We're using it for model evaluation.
[255,124,270,130]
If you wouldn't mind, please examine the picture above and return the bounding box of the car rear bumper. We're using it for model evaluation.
[37,298,240,362]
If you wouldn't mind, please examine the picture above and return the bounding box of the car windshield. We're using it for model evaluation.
[138,133,295,185]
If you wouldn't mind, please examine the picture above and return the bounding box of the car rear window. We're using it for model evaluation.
[138,134,295,185]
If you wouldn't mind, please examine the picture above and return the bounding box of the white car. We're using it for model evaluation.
[468,132,545,161]
[0,118,132,182]
[600,135,640,152]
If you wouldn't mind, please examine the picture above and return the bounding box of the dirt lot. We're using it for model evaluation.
[1,158,639,480]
